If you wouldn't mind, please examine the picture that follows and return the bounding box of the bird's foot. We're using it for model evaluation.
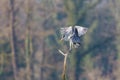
[74,43,80,48]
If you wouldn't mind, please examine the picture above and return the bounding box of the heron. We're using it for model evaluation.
[60,26,88,50]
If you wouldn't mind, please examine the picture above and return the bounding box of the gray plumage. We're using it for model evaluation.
[60,26,88,50]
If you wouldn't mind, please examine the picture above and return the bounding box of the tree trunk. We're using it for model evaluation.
[25,0,33,80]
[25,28,31,80]
[9,0,18,80]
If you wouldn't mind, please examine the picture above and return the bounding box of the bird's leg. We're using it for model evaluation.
[73,43,76,48]
[69,40,72,51]
[69,40,71,51]
[71,41,73,49]
[68,33,74,51]
[74,43,80,48]
[74,44,78,48]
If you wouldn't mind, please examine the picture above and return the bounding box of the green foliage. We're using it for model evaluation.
[84,20,98,50]
[25,33,30,58]
[63,0,79,25]
[82,20,98,74]
[0,40,11,76]
[82,54,93,71]
[1,0,120,79]
[115,16,120,58]
[0,41,11,54]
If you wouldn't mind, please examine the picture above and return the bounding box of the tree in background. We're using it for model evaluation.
[109,0,120,58]
[62,0,118,80]
[109,0,120,79]
[0,0,120,80]
[9,0,18,79]
[62,0,100,80]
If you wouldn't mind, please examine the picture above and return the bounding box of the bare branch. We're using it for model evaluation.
[58,49,67,56]
[58,49,68,80]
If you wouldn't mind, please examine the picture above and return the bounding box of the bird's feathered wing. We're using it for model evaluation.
[60,26,72,41]
[75,26,88,37]
[60,26,88,50]
[60,26,88,41]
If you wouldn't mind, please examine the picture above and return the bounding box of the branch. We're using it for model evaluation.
[58,50,67,56]
[58,49,68,80]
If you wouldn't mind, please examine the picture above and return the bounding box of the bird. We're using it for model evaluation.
[60,26,88,50]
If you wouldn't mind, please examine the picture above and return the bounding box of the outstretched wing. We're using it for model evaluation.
[75,26,88,37]
[60,26,72,41]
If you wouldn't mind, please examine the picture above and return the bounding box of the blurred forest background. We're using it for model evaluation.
[0,0,120,80]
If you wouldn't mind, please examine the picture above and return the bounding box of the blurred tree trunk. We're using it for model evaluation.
[25,0,33,80]
[9,0,18,80]
[24,1,46,80]
[25,28,32,80]
[32,0,54,79]
[40,38,45,80]
[63,0,99,80]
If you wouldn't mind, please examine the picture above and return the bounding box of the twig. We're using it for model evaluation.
[58,50,67,56]
[58,49,68,80]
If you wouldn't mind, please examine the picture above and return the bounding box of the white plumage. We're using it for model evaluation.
[60,26,88,50]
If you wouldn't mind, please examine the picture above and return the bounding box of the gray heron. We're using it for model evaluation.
[60,26,88,50]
